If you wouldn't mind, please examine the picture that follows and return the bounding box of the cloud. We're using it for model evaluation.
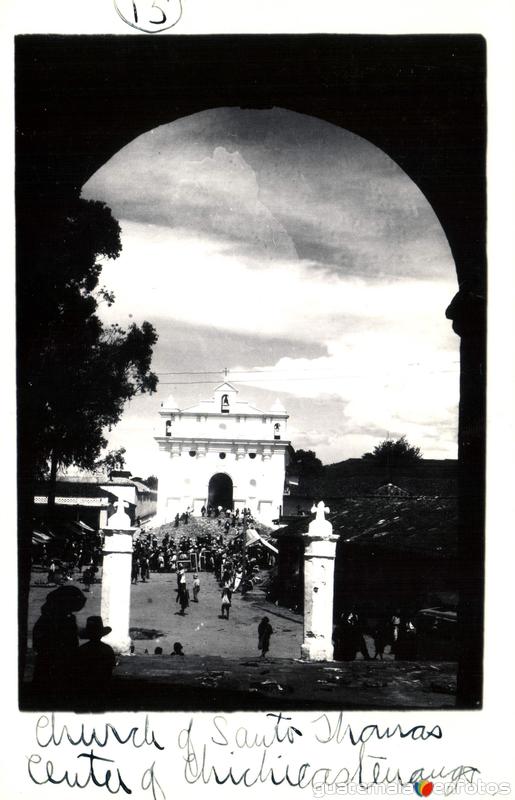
[232,345,459,455]
[95,217,458,465]
[83,107,454,280]
[98,220,456,346]
[82,107,459,470]
[85,140,298,262]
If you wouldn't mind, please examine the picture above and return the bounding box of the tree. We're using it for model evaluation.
[143,475,158,490]
[94,447,127,475]
[20,196,159,492]
[288,448,323,476]
[362,436,422,467]
[17,194,158,686]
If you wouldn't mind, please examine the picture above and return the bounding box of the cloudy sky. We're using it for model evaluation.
[81,107,459,476]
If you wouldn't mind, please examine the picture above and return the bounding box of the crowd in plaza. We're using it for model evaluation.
[34,533,103,587]
[130,507,273,593]
[29,503,425,711]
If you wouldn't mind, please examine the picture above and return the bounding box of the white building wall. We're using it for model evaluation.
[165,414,287,443]
[100,483,137,509]
[155,383,289,525]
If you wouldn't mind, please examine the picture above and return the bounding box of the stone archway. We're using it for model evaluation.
[16,34,486,707]
[208,473,234,510]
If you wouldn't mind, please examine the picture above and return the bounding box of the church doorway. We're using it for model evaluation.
[208,473,233,510]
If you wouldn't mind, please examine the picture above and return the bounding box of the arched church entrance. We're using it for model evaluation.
[208,473,233,510]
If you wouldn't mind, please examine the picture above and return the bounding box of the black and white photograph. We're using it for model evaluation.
[15,32,488,716]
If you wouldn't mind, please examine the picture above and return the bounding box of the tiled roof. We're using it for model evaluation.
[54,474,156,495]
[274,496,458,557]
[35,481,117,500]
[130,480,157,495]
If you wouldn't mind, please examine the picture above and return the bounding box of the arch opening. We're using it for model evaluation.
[83,105,459,467]
[208,473,233,510]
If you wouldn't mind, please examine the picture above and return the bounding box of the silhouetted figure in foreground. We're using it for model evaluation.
[332,612,370,661]
[171,642,184,656]
[32,585,86,705]
[75,616,116,710]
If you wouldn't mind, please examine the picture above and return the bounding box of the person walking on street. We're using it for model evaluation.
[220,586,232,619]
[192,573,200,602]
[233,567,243,592]
[258,616,273,658]
[140,555,150,583]
[176,583,189,615]
[131,555,140,585]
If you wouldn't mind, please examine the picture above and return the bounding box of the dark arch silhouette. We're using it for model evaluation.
[15,35,486,294]
[16,34,485,708]
[208,473,233,510]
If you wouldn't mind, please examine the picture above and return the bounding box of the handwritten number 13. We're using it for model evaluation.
[132,0,168,25]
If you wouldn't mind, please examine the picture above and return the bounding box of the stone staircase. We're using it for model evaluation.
[147,515,272,543]
[147,515,228,542]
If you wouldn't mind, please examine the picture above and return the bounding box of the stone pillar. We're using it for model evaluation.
[100,500,137,654]
[300,501,339,661]
[446,288,486,707]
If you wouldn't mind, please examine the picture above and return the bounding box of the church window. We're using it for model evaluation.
[249,453,256,459]
[221,393,230,414]
[189,450,197,457]
[165,420,172,437]
[219,452,226,459]
[274,423,281,440]
[250,479,257,487]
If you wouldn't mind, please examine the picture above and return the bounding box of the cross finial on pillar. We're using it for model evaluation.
[311,500,330,520]
[301,498,337,661]
[308,500,333,540]
[107,498,132,530]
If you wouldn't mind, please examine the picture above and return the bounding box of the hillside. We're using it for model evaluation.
[289,458,459,499]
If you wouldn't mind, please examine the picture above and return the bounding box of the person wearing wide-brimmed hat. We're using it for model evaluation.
[75,616,116,707]
[32,585,87,702]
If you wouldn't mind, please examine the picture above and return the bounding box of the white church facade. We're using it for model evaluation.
[154,383,290,525]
